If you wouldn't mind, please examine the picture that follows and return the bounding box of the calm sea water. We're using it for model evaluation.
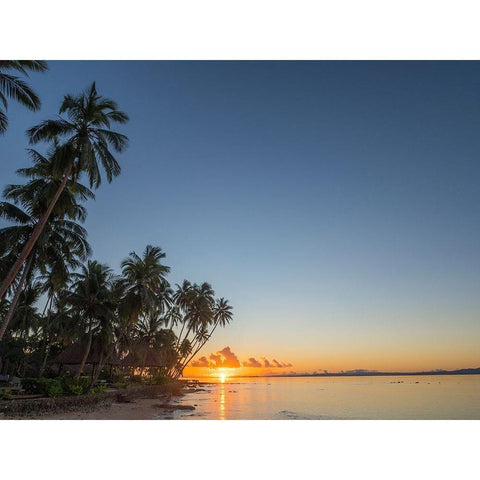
[168,375,480,419]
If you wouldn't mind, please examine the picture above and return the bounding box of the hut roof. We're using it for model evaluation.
[53,343,121,365]
[120,348,165,367]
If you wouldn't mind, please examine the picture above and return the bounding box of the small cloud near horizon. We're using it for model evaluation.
[192,348,292,369]
[191,346,241,368]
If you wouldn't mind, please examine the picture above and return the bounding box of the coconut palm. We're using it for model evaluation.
[0,208,90,339]
[67,261,115,378]
[0,60,48,134]
[171,295,233,378]
[0,148,92,338]
[0,83,128,301]
[9,281,42,339]
[119,245,170,325]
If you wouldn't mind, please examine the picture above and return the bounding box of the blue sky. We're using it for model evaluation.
[1,61,480,371]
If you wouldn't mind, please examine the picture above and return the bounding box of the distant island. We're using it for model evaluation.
[240,367,480,378]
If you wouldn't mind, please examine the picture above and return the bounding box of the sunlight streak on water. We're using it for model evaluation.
[219,382,226,420]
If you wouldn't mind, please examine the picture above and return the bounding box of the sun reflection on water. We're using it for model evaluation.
[219,382,226,420]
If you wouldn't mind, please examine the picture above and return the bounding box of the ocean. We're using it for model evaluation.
[169,374,480,419]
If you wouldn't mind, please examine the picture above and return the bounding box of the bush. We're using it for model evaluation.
[22,378,42,394]
[22,378,63,398]
[60,376,90,396]
[0,389,12,401]
[90,386,107,394]
[144,374,170,385]
[39,378,63,397]
[130,375,144,384]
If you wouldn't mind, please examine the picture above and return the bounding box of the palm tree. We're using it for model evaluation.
[0,60,48,134]
[9,281,42,339]
[0,147,92,338]
[67,261,115,378]
[119,245,170,325]
[0,83,128,301]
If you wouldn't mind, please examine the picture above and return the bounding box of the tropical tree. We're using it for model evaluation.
[0,147,92,338]
[0,60,48,134]
[0,83,128,301]
[174,297,233,377]
[119,245,170,326]
[67,261,115,378]
[8,281,42,339]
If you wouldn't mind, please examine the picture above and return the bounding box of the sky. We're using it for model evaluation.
[1,61,480,375]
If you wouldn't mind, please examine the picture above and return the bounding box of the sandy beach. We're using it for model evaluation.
[37,396,177,420]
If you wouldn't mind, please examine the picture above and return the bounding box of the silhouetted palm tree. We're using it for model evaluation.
[0,147,92,338]
[67,261,115,378]
[0,83,128,301]
[120,245,170,325]
[0,60,48,134]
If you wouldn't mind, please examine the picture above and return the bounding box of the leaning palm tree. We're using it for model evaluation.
[0,206,91,339]
[0,147,92,338]
[174,297,233,377]
[0,60,48,134]
[0,82,128,301]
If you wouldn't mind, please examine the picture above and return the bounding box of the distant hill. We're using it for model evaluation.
[257,367,480,378]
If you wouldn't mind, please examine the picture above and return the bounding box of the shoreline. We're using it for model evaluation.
[0,381,201,420]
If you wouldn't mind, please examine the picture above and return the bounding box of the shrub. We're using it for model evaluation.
[90,386,107,394]
[60,376,90,396]
[22,378,42,394]
[39,378,63,398]
[130,375,144,384]
[22,378,63,397]
[0,389,12,401]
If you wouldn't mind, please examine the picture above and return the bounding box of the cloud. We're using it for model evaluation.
[218,346,241,368]
[242,357,262,368]
[191,356,210,368]
[261,358,292,368]
[209,353,223,367]
[191,347,292,370]
[207,346,241,369]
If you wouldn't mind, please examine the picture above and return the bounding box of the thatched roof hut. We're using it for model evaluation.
[120,348,165,368]
[53,344,121,366]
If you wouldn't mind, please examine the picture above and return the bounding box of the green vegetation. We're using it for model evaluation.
[0,61,234,397]
[0,61,48,135]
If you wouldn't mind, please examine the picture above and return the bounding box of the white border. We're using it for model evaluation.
[1,2,479,478]
[1,420,478,479]
[1,0,480,59]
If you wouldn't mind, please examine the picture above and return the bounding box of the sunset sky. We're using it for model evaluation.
[1,61,480,375]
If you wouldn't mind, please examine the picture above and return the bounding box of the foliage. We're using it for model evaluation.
[0,389,13,400]
[60,375,90,396]
[0,81,234,385]
[22,377,63,397]
[0,60,48,134]
[90,385,107,394]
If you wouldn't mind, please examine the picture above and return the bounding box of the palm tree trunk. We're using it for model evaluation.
[0,255,34,340]
[76,317,93,379]
[174,320,220,378]
[39,341,51,377]
[0,163,73,302]
[38,294,54,375]
[175,322,186,349]
[89,327,126,387]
